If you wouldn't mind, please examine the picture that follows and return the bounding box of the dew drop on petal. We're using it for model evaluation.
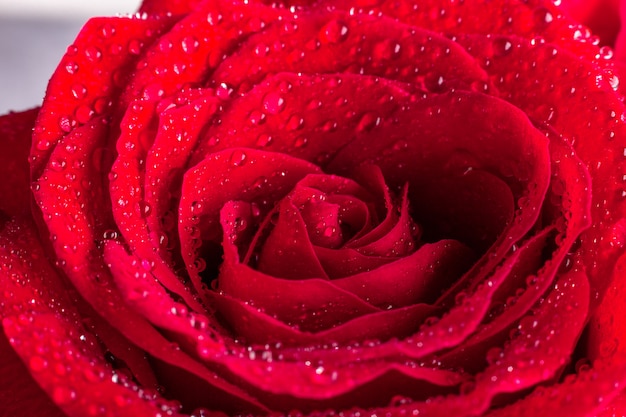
[493,37,513,57]
[356,112,380,132]
[230,150,247,167]
[65,61,79,74]
[52,386,77,405]
[286,114,304,130]
[70,83,87,99]
[320,19,349,44]
[263,92,286,114]
[137,200,151,218]
[85,46,102,62]
[249,110,266,125]
[181,36,200,54]
[373,39,402,61]
[29,356,47,372]
[256,134,273,147]
[216,83,232,100]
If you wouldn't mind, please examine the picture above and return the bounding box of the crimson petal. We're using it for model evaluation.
[256,199,329,279]
[0,218,185,417]
[31,16,174,178]
[0,109,38,218]
[190,72,413,168]
[456,34,626,306]
[0,328,66,417]
[211,9,492,94]
[208,288,436,345]
[332,240,475,308]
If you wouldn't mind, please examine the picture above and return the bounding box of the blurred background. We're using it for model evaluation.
[0,0,142,114]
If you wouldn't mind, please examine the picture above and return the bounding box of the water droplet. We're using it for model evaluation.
[94,97,112,114]
[320,19,349,44]
[181,36,200,54]
[71,83,87,99]
[605,70,620,91]
[193,257,207,272]
[50,158,67,171]
[58,116,74,133]
[65,61,79,74]
[75,105,95,123]
[230,150,247,167]
[103,229,118,240]
[53,386,77,405]
[249,110,266,125]
[128,39,143,55]
[256,134,273,147]
[251,176,267,190]
[29,356,47,372]
[254,42,270,57]
[597,46,614,60]
[207,11,223,26]
[142,84,165,100]
[137,201,151,217]
[533,7,553,28]
[293,136,308,148]
[424,73,446,92]
[216,82,232,100]
[286,114,304,130]
[100,23,116,38]
[356,112,380,132]
[263,92,285,114]
[374,39,402,61]
[323,226,336,237]
[493,37,513,56]
[85,46,102,62]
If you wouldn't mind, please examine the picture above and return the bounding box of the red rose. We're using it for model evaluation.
[2,0,626,415]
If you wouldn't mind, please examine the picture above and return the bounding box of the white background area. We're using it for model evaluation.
[0,0,142,113]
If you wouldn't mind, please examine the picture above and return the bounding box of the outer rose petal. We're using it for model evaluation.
[0,218,185,417]
[0,329,66,417]
[0,109,38,218]
[588,247,626,361]
[30,16,175,178]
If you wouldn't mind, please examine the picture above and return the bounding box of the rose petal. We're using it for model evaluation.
[332,240,475,308]
[256,199,329,279]
[472,270,590,398]
[144,89,221,265]
[109,97,205,313]
[31,16,174,178]
[482,355,626,417]
[208,288,436,345]
[588,245,626,361]
[211,9,492,94]
[323,0,601,62]
[190,72,413,168]
[219,253,383,333]
[339,166,403,249]
[0,328,66,417]
[123,0,286,103]
[456,34,625,306]
[0,218,185,417]
[0,109,38,218]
